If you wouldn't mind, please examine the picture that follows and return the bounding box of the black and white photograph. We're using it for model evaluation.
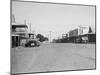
[11,0,96,74]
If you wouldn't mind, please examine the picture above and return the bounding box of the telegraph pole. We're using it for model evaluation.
[24,19,26,25]
[49,31,51,43]
[30,23,31,33]
[12,14,16,23]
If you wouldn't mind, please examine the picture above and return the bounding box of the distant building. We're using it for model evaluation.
[62,34,68,39]
[69,28,78,37]
[68,26,96,43]
[68,26,93,37]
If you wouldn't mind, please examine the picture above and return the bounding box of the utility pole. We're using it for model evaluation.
[12,14,16,60]
[30,23,31,33]
[12,14,16,23]
[49,31,51,42]
[24,19,26,25]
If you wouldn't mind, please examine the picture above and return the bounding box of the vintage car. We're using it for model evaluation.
[75,37,82,43]
[25,39,40,47]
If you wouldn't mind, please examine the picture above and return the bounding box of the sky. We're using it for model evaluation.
[12,1,95,41]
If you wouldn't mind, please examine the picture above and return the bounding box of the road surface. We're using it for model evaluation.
[11,43,96,74]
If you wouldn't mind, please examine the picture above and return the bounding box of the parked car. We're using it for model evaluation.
[75,37,82,43]
[25,39,40,47]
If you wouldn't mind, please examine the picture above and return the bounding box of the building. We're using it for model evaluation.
[69,28,78,37]
[11,23,28,47]
[62,34,68,39]
[79,33,96,43]
[68,26,96,43]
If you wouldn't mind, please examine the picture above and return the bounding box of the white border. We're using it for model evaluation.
[0,0,99,75]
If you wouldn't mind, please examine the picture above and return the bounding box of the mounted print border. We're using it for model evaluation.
[11,0,96,74]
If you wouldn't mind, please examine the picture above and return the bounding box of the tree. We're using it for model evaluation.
[36,34,48,42]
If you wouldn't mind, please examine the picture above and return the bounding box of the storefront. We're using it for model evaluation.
[11,23,28,47]
[12,34,20,48]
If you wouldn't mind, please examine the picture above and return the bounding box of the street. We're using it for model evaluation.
[11,43,95,74]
